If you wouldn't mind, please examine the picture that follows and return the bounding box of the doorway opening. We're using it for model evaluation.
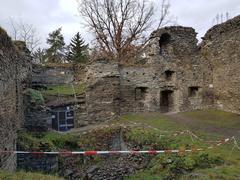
[160,90,174,113]
[51,106,74,131]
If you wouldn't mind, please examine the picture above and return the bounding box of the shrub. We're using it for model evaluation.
[25,88,45,105]
[147,153,224,179]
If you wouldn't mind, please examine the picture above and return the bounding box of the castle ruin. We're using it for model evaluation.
[0,28,31,170]
[0,15,240,170]
[84,15,240,125]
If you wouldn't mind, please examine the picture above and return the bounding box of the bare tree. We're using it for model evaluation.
[156,0,174,28]
[212,12,230,26]
[9,19,41,53]
[77,0,174,62]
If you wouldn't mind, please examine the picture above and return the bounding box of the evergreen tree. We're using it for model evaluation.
[67,32,88,64]
[32,48,46,64]
[46,27,66,63]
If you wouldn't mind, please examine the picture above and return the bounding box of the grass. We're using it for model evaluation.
[16,109,240,179]
[180,164,240,180]
[18,127,118,152]
[119,113,186,131]
[0,170,62,180]
[41,83,86,96]
[117,110,240,179]
[182,109,240,129]
[18,131,79,151]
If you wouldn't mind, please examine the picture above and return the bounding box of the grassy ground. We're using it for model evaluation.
[182,109,240,129]
[41,83,86,96]
[117,110,240,179]
[18,131,80,151]
[16,109,240,179]
[0,171,62,180]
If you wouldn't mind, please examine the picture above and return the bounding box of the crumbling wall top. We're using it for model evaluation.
[86,59,120,79]
[150,26,197,39]
[203,15,240,41]
[13,41,31,56]
[0,27,14,50]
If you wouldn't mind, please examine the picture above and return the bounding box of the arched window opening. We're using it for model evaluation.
[159,33,171,55]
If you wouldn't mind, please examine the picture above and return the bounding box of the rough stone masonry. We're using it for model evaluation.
[84,15,240,125]
[0,27,31,170]
[0,15,240,170]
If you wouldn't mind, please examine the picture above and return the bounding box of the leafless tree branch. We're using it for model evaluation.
[78,0,174,63]
[9,18,42,53]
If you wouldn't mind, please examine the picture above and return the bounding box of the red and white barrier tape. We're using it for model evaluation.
[0,149,204,155]
[0,137,234,155]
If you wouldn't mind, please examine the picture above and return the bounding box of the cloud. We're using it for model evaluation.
[0,0,239,49]
[170,0,240,38]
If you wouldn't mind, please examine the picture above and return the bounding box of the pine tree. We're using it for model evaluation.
[67,32,88,64]
[46,27,66,63]
[32,48,46,64]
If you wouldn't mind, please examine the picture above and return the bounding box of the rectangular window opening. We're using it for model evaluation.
[135,87,148,100]
[189,87,199,97]
[165,70,174,81]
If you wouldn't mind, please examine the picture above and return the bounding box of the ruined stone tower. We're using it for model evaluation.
[0,27,31,170]
[83,15,240,125]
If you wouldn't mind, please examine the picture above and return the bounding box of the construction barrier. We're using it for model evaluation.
[0,136,236,155]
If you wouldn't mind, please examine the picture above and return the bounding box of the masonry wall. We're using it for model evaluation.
[200,15,240,114]
[150,26,213,112]
[83,16,240,124]
[32,64,74,85]
[85,27,213,121]
[119,66,160,114]
[0,28,18,170]
[14,41,32,128]
[0,28,31,170]
[85,60,120,124]
[17,154,58,173]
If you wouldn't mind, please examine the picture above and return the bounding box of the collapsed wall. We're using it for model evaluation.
[85,26,213,122]
[85,60,120,124]
[200,15,240,114]
[32,64,74,85]
[124,26,212,113]
[85,15,240,123]
[0,28,31,170]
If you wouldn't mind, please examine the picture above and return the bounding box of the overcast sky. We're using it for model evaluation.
[0,0,239,49]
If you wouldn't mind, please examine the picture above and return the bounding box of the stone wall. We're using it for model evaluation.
[145,26,213,112]
[200,15,240,114]
[85,26,213,122]
[0,28,17,170]
[0,28,31,170]
[85,60,120,124]
[32,64,74,85]
[85,15,240,123]
[119,66,159,114]
[14,41,32,128]
[17,154,58,173]
[24,108,52,132]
